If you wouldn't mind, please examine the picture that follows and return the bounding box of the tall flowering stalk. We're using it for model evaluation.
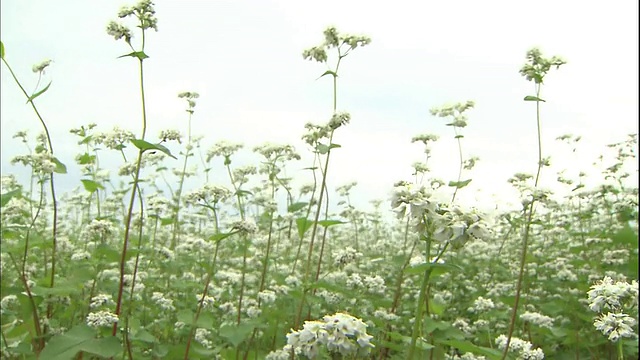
[430,100,476,204]
[170,91,199,248]
[501,48,566,360]
[295,26,370,327]
[105,0,159,343]
[1,42,62,352]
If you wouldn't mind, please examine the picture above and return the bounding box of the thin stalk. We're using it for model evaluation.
[171,112,193,248]
[407,216,432,360]
[7,253,44,352]
[1,57,60,326]
[451,127,464,203]
[112,55,148,337]
[295,53,343,326]
[185,214,221,360]
[501,83,543,359]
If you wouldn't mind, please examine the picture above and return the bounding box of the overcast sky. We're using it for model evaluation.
[1,0,638,214]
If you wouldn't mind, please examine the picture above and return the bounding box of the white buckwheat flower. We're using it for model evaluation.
[593,312,637,342]
[86,311,119,328]
[520,311,554,329]
[587,276,639,313]
[495,334,544,360]
[468,296,495,314]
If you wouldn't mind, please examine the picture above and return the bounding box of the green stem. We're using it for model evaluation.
[617,340,624,360]
[451,126,464,203]
[295,53,343,327]
[501,83,543,359]
[408,230,432,360]
[1,57,60,328]
[171,112,193,248]
[112,54,148,337]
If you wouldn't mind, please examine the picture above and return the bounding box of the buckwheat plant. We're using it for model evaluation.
[501,48,566,360]
[1,35,65,352]
[169,91,199,248]
[411,133,439,183]
[105,1,175,351]
[430,100,477,203]
[296,26,370,327]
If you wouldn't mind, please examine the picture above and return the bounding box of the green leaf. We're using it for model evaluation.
[235,189,253,197]
[317,143,329,154]
[52,157,67,174]
[429,299,446,316]
[26,81,52,103]
[131,329,156,343]
[130,139,177,159]
[118,51,149,60]
[219,323,255,347]
[38,325,122,360]
[160,217,174,226]
[524,95,546,102]
[1,41,5,59]
[329,143,341,149]
[288,202,308,213]
[79,135,93,145]
[404,262,463,276]
[80,179,104,193]
[1,189,21,207]
[611,225,638,247]
[316,70,337,80]
[438,339,508,360]
[77,153,95,165]
[210,232,234,242]
[317,220,344,227]
[296,217,312,239]
[448,179,472,188]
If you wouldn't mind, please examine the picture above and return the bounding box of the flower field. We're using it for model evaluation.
[1,1,638,359]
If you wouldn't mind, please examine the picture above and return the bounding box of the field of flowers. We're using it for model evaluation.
[1,1,638,359]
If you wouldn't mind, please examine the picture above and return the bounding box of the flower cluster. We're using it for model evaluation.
[206,141,243,162]
[588,276,638,312]
[519,311,554,329]
[285,312,374,358]
[11,151,57,175]
[467,296,495,314]
[302,26,371,63]
[86,311,119,328]
[94,126,135,151]
[178,91,199,111]
[32,59,53,73]
[519,47,566,84]
[495,334,544,360]
[159,129,181,143]
[151,292,175,311]
[254,143,301,162]
[432,206,488,248]
[430,101,475,128]
[333,247,362,266]
[184,184,232,206]
[587,276,639,342]
[391,181,438,227]
[107,0,158,42]
[230,219,258,235]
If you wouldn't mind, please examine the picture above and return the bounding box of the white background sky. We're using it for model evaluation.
[1,0,638,214]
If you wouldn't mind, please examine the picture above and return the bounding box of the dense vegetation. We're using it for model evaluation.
[1,1,638,359]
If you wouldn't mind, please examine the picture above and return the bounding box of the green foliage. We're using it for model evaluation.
[39,325,122,360]
[130,138,177,159]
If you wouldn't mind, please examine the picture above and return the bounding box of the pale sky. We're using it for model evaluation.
[1,0,638,214]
